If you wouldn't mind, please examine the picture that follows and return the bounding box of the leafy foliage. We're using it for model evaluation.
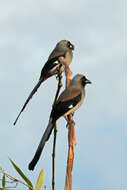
[9,158,33,190]
[35,169,44,190]
[0,159,45,190]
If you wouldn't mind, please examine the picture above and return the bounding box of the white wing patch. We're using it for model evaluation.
[68,105,73,109]
[54,60,59,64]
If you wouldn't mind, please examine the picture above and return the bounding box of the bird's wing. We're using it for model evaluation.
[58,88,81,102]
[40,54,65,80]
[51,88,82,120]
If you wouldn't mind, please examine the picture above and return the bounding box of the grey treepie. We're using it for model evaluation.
[28,74,91,170]
[14,40,74,125]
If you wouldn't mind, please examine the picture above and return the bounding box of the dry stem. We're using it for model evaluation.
[64,67,76,190]
[52,68,63,190]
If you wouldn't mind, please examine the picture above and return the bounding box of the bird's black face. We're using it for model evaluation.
[67,41,75,50]
[81,76,92,87]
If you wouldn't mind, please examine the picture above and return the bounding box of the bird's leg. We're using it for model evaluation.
[64,116,68,123]
[56,63,63,80]
[72,112,74,117]
[56,74,59,81]
[67,120,75,128]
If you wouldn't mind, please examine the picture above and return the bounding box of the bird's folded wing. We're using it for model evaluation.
[39,54,65,79]
[51,88,82,119]
[57,88,81,102]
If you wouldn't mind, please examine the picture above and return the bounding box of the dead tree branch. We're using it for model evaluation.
[52,66,63,190]
[64,67,76,190]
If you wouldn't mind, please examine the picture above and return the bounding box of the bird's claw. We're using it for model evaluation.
[66,120,75,128]
[56,75,59,80]
[56,64,63,80]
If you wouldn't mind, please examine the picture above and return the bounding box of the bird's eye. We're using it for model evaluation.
[82,76,86,81]
[67,41,74,50]
[67,41,71,47]
[81,76,91,86]
[81,76,87,86]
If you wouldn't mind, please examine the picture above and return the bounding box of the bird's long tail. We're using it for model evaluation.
[28,118,55,171]
[13,77,46,126]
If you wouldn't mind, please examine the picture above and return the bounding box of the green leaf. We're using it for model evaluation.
[2,174,5,188]
[9,158,33,190]
[35,169,44,190]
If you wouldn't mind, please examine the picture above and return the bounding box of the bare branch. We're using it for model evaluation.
[64,67,76,190]
[52,66,63,190]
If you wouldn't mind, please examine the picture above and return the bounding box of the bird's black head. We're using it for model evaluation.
[67,41,75,50]
[81,76,92,87]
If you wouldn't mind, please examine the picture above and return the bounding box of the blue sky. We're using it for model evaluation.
[0,0,127,189]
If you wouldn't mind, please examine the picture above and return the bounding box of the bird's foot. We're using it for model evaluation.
[66,120,75,128]
[56,75,59,80]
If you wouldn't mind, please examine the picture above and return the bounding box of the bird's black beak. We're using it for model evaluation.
[85,79,92,84]
[82,76,92,86]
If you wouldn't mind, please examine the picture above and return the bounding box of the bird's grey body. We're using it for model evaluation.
[57,75,85,117]
[48,40,74,75]
[28,74,91,170]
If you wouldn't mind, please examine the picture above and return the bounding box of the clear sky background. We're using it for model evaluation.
[0,0,127,190]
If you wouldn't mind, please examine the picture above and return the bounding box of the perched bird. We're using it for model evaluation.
[28,74,91,170]
[14,40,74,125]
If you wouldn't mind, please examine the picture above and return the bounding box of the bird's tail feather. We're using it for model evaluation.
[13,78,45,126]
[28,118,55,171]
